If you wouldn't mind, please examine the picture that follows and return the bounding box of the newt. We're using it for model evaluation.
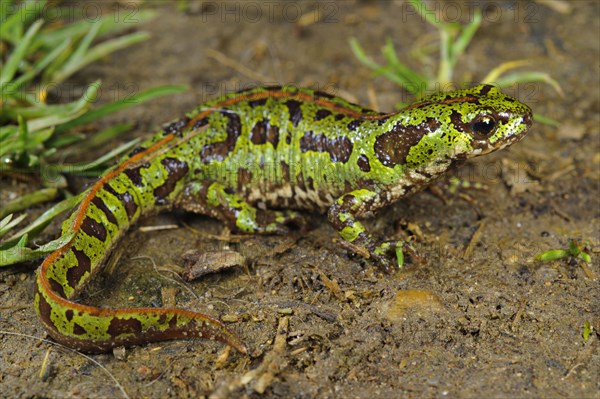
[35,84,532,353]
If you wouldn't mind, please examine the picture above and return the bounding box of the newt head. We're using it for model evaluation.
[455,84,533,158]
[392,84,533,170]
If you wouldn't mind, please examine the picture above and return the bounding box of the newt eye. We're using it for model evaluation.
[471,115,496,136]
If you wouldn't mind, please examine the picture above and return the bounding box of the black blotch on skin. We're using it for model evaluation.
[250,119,269,145]
[286,100,303,127]
[48,278,66,298]
[374,119,439,167]
[36,290,54,328]
[224,112,242,143]
[478,84,493,96]
[300,131,353,163]
[280,161,290,181]
[72,323,87,335]
[91,196,118,225]
[163,116,190,137]
[200,113,242,163]
[248,98,267,107]
[81,217,107,242]
[65,310,74,322]
[341,193,357,206]
[449,110,468,132]
[237,168,253,191]
[107,317,143,337]
[347,119,363,131]
[66,249,92,290]
[250,119,280,148]
[104,185,139,220]
[314,109,332,121]
[192,116,209,130]
[154,157,189,205]
[357,154,371,172]
[120,191,138,220]
[334,114,345,121]
[124,164,147,187]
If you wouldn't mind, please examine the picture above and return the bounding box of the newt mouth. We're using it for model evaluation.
[467,134,524,158]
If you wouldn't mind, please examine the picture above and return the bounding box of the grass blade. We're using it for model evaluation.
[10,38,71,89]
[33,9,156,49]
[2,191,85,248]
[55,138,140,174]
[0,214,28,238]
[451,10,481,61]
[0,19,44,85]
[0,0,45,42]
[487,71,564,97]
[26,81,100,132]
[51,21,101,84]
[0,188,58,220]
[482,60,531,83]
[80,122,134,149]
[533,113,560,127]
[53,31,150,84]
[349,37,381,70]
[55,85,187,133]
[0,231,75,266]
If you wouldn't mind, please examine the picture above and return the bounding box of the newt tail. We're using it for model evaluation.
[35,130,247,354]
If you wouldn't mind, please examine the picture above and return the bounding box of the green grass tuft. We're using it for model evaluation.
[0,2,187,266]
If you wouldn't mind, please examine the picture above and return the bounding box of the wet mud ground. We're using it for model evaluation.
[1,1,598,398]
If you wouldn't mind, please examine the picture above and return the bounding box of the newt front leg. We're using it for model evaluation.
[328,189,403,273]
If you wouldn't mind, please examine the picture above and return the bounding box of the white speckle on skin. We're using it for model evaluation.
[248,185,293,204]
[247,183,333,210]
[293,185,333,209]
[389,184,406,201]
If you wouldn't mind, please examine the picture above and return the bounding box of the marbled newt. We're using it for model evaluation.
[35,84,533,353]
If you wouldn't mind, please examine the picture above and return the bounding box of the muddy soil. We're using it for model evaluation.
[1,1,598,398]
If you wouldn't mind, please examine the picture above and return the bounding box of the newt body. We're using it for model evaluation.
[36,85,532,353]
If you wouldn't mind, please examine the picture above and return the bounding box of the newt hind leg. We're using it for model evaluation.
[176,181,306,234]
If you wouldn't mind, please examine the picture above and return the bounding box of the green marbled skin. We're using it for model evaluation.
[35,84,532,353]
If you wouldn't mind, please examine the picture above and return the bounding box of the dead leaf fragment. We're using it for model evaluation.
[181,249,245,281]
